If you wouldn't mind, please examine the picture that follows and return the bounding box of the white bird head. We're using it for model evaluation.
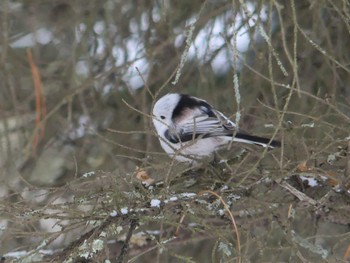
[152,93,180,136]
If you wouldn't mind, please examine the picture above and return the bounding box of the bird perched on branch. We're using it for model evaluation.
[152,93,280,163]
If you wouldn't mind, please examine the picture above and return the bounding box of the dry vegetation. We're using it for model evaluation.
[0,0,350,262]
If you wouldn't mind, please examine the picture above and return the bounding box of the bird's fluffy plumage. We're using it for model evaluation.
[152,93,280,162]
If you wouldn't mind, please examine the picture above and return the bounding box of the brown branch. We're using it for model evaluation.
[117,219,138,263]
[26,48,46,153]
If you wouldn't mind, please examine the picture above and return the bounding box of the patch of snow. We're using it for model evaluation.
[121,207,128,215]
[82,171,95,178]
[150,199,161,208]
[299,176,319,187]
[110,210,118,217]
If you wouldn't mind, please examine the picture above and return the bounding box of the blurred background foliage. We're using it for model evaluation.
[0,0,350,262]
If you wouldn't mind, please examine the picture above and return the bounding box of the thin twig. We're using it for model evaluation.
[117,219,138,263]
[199,190,241,263]
[278,181,317,206]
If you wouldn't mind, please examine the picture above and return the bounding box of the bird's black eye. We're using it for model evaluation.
[160,115,166,120]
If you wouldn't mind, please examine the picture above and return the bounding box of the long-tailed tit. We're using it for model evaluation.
[152,93,280,162]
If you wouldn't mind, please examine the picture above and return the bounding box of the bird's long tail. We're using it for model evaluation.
[234,133,281,148]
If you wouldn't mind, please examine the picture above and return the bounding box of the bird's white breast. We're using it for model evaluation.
[159,136,230,162]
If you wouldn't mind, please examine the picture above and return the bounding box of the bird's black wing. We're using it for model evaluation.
[165,108,236,143]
